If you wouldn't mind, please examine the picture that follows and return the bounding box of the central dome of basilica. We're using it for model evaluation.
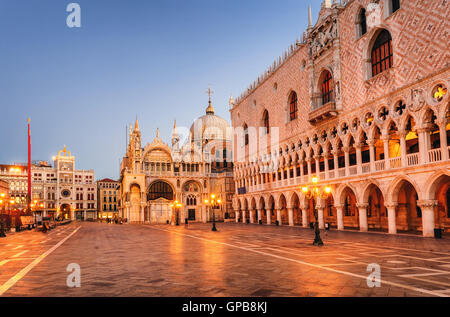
[189,100,231,143]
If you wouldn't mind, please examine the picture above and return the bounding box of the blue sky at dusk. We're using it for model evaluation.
[0,0,322,179]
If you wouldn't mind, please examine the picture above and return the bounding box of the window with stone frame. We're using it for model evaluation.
[321,70,334,105]
[357,8,367,38]
[289,92,298,121]
[371,30,393,77]
[390,0,400,15]
[243,123,249,146]
[263,110,270,134]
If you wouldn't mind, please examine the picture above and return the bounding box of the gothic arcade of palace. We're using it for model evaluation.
[230,0,450,237]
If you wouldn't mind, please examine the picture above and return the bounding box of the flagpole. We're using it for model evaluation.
[27,118,31,215]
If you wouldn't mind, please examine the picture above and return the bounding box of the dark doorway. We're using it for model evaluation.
[188,209,196,221]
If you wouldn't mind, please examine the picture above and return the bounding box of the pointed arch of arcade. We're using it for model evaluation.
[236,198,242,221]
[387,176,422,233]
[259,196,267,222]
[288,191,302,225]
[322,192,337,228]
[361,181,388,232]
[336,184,359,229]
[277,193,288,225]
[267,195,276,224]
[242,196,250,223]
[301,189,316,228]
[424,171,450,234]
[250,196,258,223]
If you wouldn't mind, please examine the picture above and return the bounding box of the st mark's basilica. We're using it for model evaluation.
[119,96,234,224]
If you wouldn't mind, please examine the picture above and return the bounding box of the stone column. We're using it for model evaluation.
[266,209,271,225]
[249,209,254,224]
[314,155,320,175]
[301,207,308,228]
[368,139,375,172]
[386,203,397,234]
[399,131,407,167]
[333,150,339,175]
[242,209,246,223]
[355,143,362,174]
[180,207,186,224]
[324,152,329,179]
[288,207,294,226]
[235,210,240,223]
[418,200,438,238]
[317,206,325,229]
[357,203,368,232]
[382,134,390,169]
[276,209,282,225]
[202,205,207,223]
[307,158,312,178]
[417,128,431,164]
[299,160,304,178]
[438,120,448,160]
[257,209,262,223]
[343,146,350,176]
[141,203,146,223]
[335,205,344,230]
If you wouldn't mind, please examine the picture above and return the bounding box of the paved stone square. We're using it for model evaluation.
[0,222,450,297]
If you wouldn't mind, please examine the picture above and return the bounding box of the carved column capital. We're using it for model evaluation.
[380,134,390,142]
[367,138,376,146]
[417,200,438,209]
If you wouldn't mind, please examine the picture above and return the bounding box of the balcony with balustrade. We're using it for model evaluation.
[308,93,338,125]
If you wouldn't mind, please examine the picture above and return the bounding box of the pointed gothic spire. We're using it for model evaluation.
[172,119,178,136]
[134,115,139,132]
[308,5,312,28]
[156,128,160,139]
[229,94,235,108]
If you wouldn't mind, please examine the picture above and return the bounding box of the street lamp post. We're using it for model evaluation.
[31,200,44,231]
[301,176,331,247]
[170,200,182,226]
[0,194,7,237]
[204,194,221,232]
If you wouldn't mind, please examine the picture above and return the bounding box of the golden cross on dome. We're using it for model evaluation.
[206,86,214,103]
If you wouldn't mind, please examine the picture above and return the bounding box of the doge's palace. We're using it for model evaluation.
[230,0,450,237]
